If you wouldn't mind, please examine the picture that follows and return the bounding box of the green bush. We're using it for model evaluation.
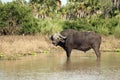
[0,1,37,35]
[62,19,92,31]
[20,18,38,35]
[0,0,120,38]
[37,18,63,34]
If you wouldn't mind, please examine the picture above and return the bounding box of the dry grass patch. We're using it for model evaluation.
[0,35,49,59]
[0,35,120,60]
[101,36,120,52]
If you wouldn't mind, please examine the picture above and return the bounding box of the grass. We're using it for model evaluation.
[0,35,120,60]
[114,49,120,52]
[0,35,49,60]
[101,36,120,52]
[37,18,64,34]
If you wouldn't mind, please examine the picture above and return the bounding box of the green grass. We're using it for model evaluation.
[37,18,64,34]
[0,53,6,60]
[114,49,120,52]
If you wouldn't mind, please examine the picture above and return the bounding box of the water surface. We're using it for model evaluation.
[0,52,120,80]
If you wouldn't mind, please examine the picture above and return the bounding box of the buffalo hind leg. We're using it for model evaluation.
[93,47,101,61]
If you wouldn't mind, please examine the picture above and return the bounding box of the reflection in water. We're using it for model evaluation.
[0,52,120,80]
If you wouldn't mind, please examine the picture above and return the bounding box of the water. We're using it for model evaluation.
[0,52,120,80]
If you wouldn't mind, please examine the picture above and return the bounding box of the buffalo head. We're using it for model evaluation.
[50,33,66,46]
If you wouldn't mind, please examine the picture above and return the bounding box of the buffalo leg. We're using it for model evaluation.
[93,48,101,60]
[65,48,72,59]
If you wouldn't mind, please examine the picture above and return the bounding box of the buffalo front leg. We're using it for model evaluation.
[65,48,72,60]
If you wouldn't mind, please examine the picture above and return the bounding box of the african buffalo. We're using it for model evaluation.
[50,29,101,60]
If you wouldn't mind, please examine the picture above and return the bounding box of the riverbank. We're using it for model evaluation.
[0,35,120,60]
[0,35,49,60]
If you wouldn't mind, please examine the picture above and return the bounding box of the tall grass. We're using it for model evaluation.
[37,18,64,34]
[0,35,49,59]
[60,16,120,37]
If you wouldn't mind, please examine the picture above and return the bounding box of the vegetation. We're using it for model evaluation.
[0,0,120,37]
[0,35,50,60]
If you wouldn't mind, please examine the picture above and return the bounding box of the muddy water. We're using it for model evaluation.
[0,52,120,80]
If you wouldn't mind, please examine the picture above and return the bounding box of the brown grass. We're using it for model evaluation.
[0,35,120,59]
[101,36,120,51]
[0,35,49,56]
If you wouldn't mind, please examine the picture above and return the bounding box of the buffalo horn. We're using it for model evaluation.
[59,34,66,39]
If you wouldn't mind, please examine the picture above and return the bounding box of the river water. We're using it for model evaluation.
[0,52,120,80]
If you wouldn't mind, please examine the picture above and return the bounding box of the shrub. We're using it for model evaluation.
[62,19,92,31]
[37,18,63,34]
[0,1,37,35]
